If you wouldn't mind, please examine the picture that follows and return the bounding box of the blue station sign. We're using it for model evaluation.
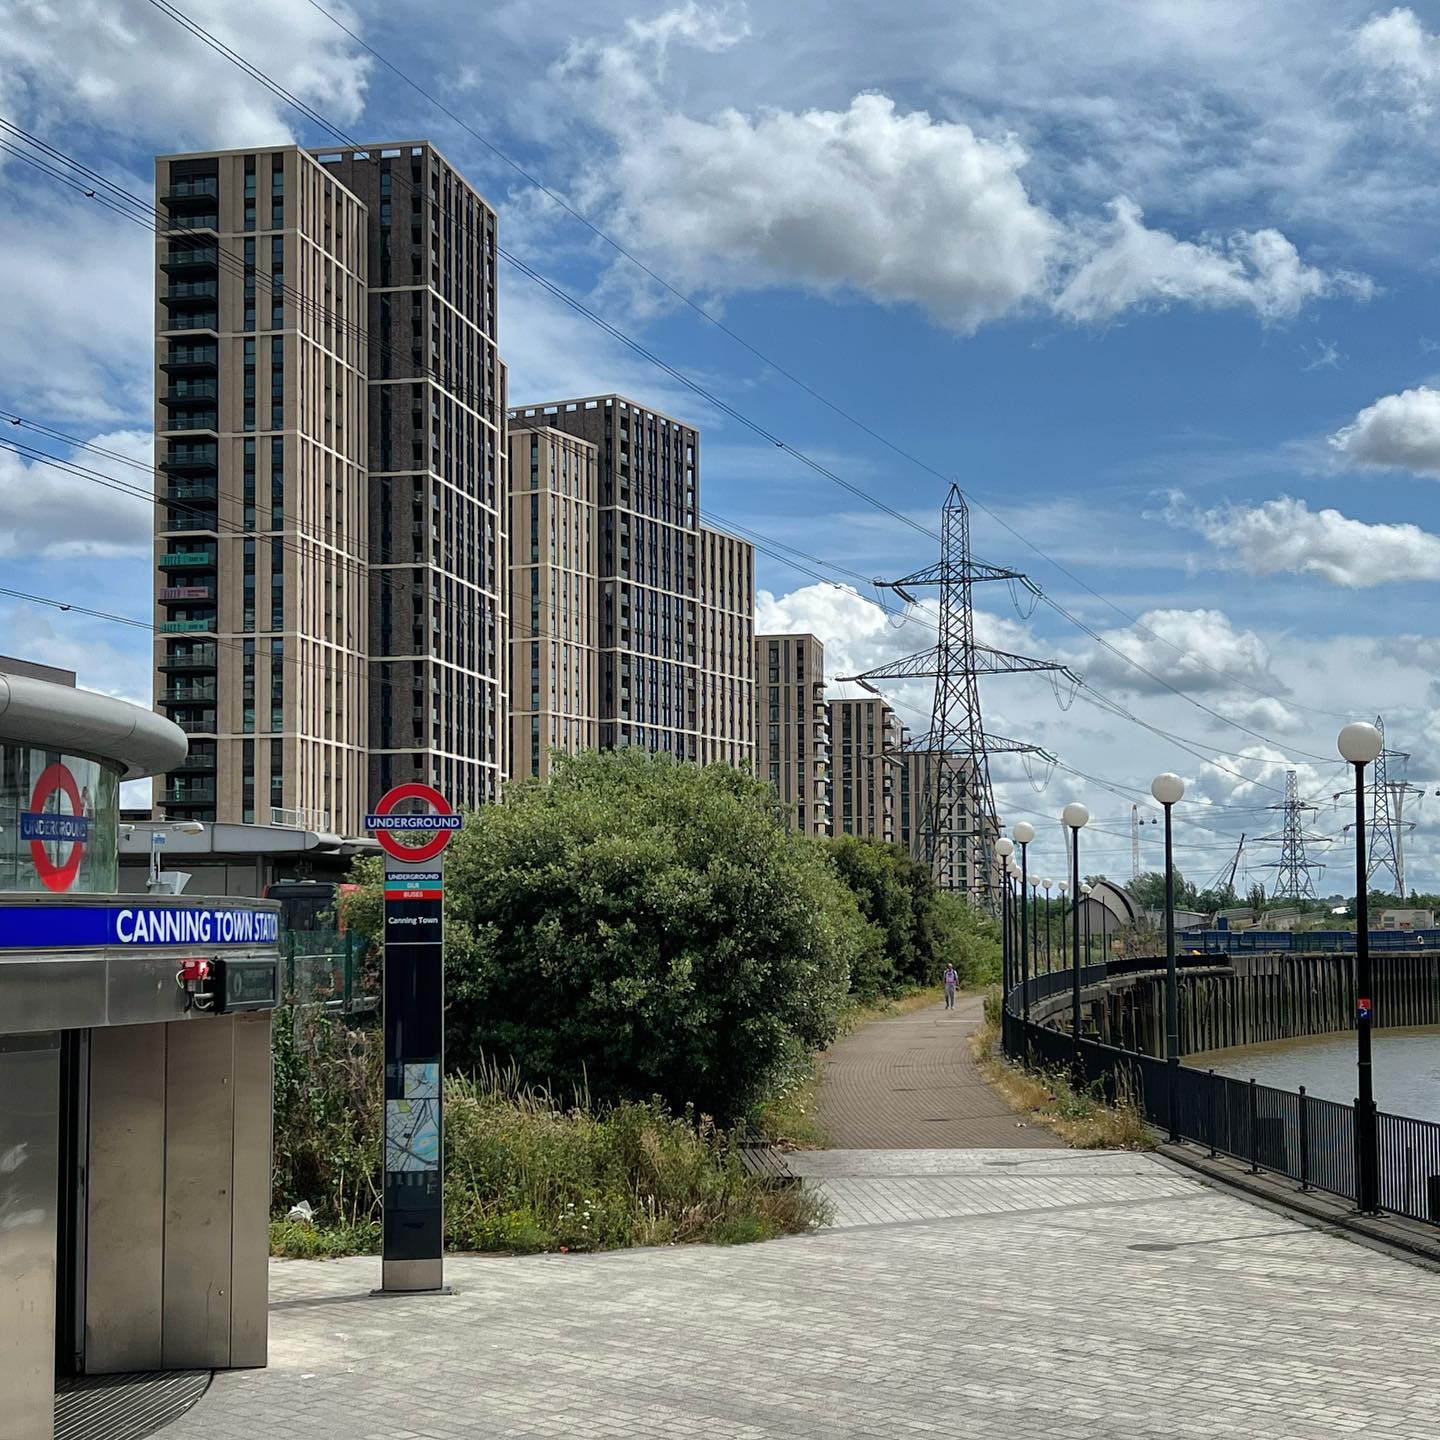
[20,812,93,844]
[0,903,280,951]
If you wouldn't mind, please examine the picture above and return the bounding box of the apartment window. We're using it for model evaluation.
[242,539,256,633]
[243,437,256,529]
[242,638,256,733]
[242,738,255,824]
[270,539,284,629]
[270,436,284,525]
[270,637,284,731]
[270,738,284,806]
[243,159,256,232]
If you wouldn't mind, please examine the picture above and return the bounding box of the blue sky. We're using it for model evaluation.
[2,0,1440,890]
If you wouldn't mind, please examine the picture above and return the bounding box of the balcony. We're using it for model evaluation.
[173,750,217,772]
[161,245,218,273]
[159,548,215,570]
[158,618,216,636]
[163,312,218,333]
[164,682,216,704]
[162,178,218,207]
[166,212,218,232]
[161,444,217,472]
[164,411,217,434]
[168,479,217,502]
[161,380,218,406]
[161,280,219,307]
[161,345,217,373]
[163,782,216,804]
[160,645,217,671]
[159,584,215,605]
[172,714,217,735]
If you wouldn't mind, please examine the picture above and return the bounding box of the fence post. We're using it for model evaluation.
[1248,1078,1260,1174]
[1298,1085,1310,1192]
[1208,1069,1218,1158]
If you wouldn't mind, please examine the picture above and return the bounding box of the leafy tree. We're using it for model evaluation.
[821,835,946,993]
[1130,870,1199,911]
[352,750,863,1120]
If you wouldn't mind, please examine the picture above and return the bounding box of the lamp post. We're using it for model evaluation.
[1152,773,1186,1143]
[996,837,1016,1008]
[1339,721,1384,1214]
[1059,879,1069,961]
[1080,884,1092,967]
[1063,804,1090,1063]
[1013,822,1035,1022]
[1042,879,1053,973]
[1029,876,1040,981]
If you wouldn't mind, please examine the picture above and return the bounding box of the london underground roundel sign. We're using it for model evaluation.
[24,762,92,892]
[365,782,462,863]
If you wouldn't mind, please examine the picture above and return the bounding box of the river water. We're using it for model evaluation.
[1194,1027,1440,1122]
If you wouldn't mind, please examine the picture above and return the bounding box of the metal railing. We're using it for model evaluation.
[1003,969,1440,1227]
[281,930,377,1014]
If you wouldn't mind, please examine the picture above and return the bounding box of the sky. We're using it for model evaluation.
[2,0,1440,892]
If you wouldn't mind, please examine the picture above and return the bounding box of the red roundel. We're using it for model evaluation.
[369,782,457,863]
[29,762,87,893]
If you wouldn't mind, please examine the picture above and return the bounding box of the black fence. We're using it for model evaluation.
[1003,989,1440,1227]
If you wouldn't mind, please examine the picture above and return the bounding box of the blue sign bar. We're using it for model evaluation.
[366,813,464,832]
[0,904,280,951]
[20,813,92,843]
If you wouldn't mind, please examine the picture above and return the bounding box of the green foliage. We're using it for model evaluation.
[354,750,861,1120]
[270,1007,382,1228]
[269,1030,829,1256]
[821,835,999,995]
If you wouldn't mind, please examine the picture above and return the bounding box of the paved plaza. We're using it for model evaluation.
[170,1001,1440,1439]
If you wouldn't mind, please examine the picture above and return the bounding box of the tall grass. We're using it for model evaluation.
[270,1015,829,1257]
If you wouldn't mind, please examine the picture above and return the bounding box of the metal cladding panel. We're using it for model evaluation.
[227,1011,272,1367]
[161,1018,235,1369]
[84,1025,166,1373]
[0,1035,60,1440]
[0,958,109,1034]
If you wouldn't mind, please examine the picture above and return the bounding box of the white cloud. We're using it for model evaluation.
[1078,607,1278,697]
[0,430,154,559]
[1055,197,1372,323]
[556,8,1360,333]
[0,603,151,707]
[0,0,371,149]
[1213,696,1304,736]
[1330,385,1440,476]
[1354,7,1440,117]
[1182,495,1440,586]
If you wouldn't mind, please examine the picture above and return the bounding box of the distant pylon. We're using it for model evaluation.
[843,484,1073,906]
[1131,804,1141,882]
[1256,770,1325,901]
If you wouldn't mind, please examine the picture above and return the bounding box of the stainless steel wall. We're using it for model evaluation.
[84,1013,272,1374]
[0,1035,60,1440]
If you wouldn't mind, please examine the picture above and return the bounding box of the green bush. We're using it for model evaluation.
[350,749,864,1119]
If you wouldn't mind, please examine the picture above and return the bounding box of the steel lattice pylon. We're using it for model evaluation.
[1256,769,1325,901]
[842,484,1072,906]
[1367,715,1419,899]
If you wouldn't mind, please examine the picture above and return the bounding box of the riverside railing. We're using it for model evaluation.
[1002,967,1440,1227]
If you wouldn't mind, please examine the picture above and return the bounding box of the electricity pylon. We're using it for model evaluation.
[841,484,1073,906]
[1368,716,1420,898]
[1256,770,1325,901]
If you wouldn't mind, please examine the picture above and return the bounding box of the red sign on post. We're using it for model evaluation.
[365,782,461,863]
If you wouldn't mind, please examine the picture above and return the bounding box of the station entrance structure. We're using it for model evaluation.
[0,667,282,1440]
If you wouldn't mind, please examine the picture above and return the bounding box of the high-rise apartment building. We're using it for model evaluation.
[317,143,509,809]
[829,695,900,843]
[756,634,830,835]
[152,141,508,834]
[507,421,600,779]
[898,750,986,894]
[506,395,754,768]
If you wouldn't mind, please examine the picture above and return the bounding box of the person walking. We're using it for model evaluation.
[942,963,959,1010]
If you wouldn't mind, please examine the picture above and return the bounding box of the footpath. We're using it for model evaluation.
[166,996,1440,1440]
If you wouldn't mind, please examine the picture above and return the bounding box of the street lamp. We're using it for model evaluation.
[1063,803,1090,1061]
[1042,878,1054,973]
[1152,772,1186,1143]
[1339,720,1384,1214]
[1013,822,1035,1021]
[1080,883,1092,967]
[996,837,1016,1004]
[1058,879,1069,961]
[147,819,205,892]
[1029,876,1040,984]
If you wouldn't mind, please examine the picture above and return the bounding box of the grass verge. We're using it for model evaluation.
[271,1024,831,1258]
[970,998,1152,1151]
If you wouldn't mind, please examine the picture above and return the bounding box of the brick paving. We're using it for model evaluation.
[816,993,1059,1149]
[169,1152,1440,1439]
[163,999,1440,1437]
